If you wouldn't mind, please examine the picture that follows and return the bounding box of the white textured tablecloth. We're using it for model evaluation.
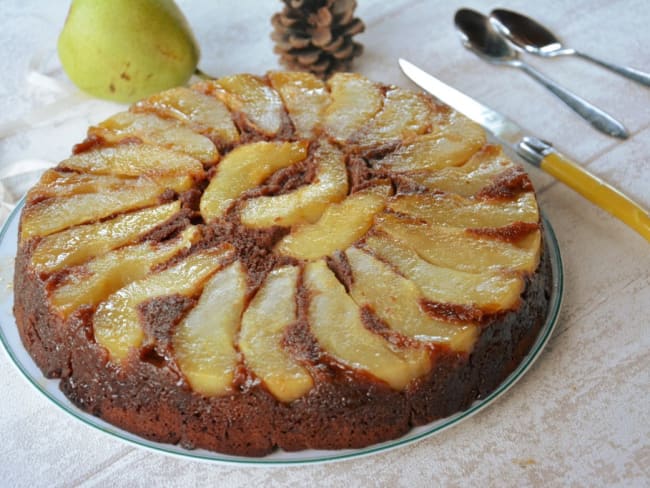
[1,1,648,486]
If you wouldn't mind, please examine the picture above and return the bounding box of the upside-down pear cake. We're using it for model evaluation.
[14,71,551,456]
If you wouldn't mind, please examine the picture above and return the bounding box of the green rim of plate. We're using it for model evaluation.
[0,199,563,466]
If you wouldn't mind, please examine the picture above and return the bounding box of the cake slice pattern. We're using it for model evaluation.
[15,71,546,456]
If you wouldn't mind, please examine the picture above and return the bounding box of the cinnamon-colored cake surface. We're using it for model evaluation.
[14,71,551,456]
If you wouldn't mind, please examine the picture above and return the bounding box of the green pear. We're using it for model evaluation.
[58,0,200,103]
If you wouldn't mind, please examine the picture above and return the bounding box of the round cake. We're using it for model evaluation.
[14,71,551,456]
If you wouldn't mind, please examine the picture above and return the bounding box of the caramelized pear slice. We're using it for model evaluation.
[364,234,524,312]
[268,71,330,138]
[133,86,240,145]
[94,246,234,362]
[26,171,136,203]
[200,140,309,221]
[304,260,430,390]
[90,112,219,164]
[346,247,479,352]
[209,74,285,136]
[32,201,181,274]
[241,142,348,227]
[60,144,204,179]
[324,73,383,142]
[374,112,486,172]
[377,214,541,274]
[387,192,539,228]
[353,87,432,145]
[405,145,515,196]
[51,226,200,318]
[20,175,193,241]
[173,260,247,396]
[276,184,390,260]
[239,265,313,402]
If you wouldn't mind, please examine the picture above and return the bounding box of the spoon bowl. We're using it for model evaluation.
[454,9,519,64]
[490,8,650,86]
[454,8,629,139]
[489,9,573,57]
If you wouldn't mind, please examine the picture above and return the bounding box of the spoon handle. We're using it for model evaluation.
[517,62,629,139]
[573,50,650,87]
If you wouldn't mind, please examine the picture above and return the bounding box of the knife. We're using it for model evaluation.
[398,58,650,243]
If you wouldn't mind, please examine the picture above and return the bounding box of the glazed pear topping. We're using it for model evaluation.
[377,214,541,274]
[268,71,330,138]
[387,192,539,228]
[404,145,516,196]
[363,234,524,312]
[173,260,247,396]
[24,72,546,403]
[94,246,234,361]
[90,112,219,164]
[239,266,313,402]
[276,184,390,260]
[211,74,285,136]
[20,175,193,241]
[200,140,309,221]
[346,247,479,352]
[60,144,204,179]
[304,260,431,390]
[26,170,132,202]
[51,226,200,318]
[324,73,383,142]
[353,87,432,145]
[133,86,240,145]
[375,112,486,172]
[240,141,348,227]
[31,201,181,274]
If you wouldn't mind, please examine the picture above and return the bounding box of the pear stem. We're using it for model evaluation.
[194,68,214,80]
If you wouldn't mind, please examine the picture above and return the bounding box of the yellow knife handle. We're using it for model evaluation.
[541,151,650,242]
[517,136,650,242]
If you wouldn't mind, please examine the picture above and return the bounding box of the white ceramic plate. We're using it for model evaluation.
[0,201,563,466]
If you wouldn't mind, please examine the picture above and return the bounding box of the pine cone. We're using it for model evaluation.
[271,0,365,79]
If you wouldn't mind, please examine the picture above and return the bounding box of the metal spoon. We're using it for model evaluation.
[454,9,628,139]
[490,9,650,88]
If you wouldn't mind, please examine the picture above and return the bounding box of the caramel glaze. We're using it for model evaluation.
[476,166,534,200]
[466,221,540,243]
[420,300,495,325]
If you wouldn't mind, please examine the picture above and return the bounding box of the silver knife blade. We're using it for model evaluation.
[398,58,528,150]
